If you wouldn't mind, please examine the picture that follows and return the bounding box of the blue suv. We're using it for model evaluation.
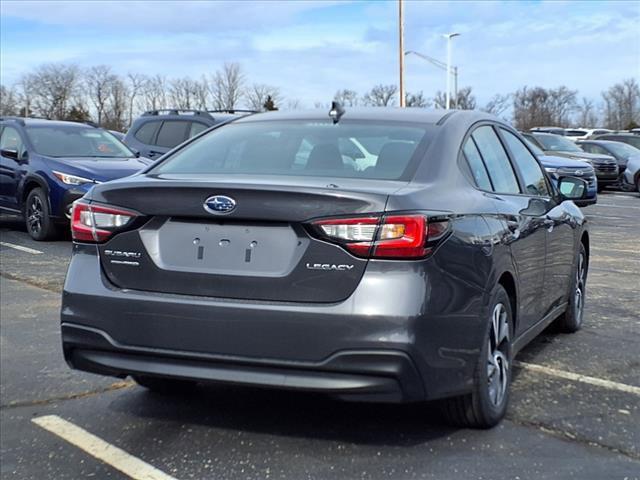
[0,117,151,240]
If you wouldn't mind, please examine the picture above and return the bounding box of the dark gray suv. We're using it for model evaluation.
[124,109,254,160]
[62,108,590,428]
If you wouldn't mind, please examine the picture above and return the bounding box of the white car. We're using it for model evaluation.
[622,155,640,195]
[565,128,613,141]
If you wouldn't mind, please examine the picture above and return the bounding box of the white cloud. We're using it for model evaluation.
[1,0,638,108]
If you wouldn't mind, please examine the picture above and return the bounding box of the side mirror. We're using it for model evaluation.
[557,176,588,201]
[1,148,19,160]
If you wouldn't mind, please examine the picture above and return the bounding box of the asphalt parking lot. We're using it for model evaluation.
[1,191,639,480]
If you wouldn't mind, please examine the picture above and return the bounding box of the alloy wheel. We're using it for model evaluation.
[487,303,510,407]
[27,195,44,235]
[574,251,586,325]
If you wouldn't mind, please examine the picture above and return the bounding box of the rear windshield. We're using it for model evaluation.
[26,126,135,158]
[151,120,433,180]
[534,134,583,152]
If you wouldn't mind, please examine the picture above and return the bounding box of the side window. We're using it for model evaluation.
[579,143,593,153]
[471,126,520,194]
[462,138,492,190]
[589,145,608,155]
[155,121,188,148]
[134,121,160,145]
[188,122,208,139]
[501,129,550,196]
[0,126,24,153]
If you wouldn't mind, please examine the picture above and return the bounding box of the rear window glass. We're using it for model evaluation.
[151,121,433,180]
[156,121,188,148]
[134,121,160,144]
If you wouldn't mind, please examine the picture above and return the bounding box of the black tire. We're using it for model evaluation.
[556,243,588,333]
[24,188,59,241]
[441,285,513,428]
[596,185,604,193]
[133,375,197,393]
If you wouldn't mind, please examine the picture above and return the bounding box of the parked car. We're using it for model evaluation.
[522,132,618,191]
[529,126,566,135]
[61,108,591,429]
[564,128,612,141]
[577,139,640,186]
[0,117,151,240]
[523,139,597,206]
[591,132,640,150]
[124,109,255,160]
[108,130,126,141]
[622,155,640,194]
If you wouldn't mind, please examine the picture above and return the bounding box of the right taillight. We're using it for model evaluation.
[309,214,449,259]
[71,201,137,243]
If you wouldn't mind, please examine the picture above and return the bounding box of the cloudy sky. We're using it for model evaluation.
[1,0,638,108]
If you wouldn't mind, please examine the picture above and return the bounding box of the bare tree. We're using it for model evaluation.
[482,94,511,117]
[513,86,577,130]
[334,89,359,107]
[0,84,21,115]
[23,63,80,119]
[85,65,114,125]
[104,77,129,131]
[169,77,198,110]
[363,84,398,106]
[602,78,640,129]
[575,97,599,127]
[246,84,281,111]
[209,62,244,110]
[285,98,302,110]
[405,91,430,108]
[141,75,167,112]
[193,76,210,110]
[433,87,476,110]
[453,86,476,110]
[127,73,148,126]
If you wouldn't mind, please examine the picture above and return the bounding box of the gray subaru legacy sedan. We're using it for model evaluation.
[62,107,590,428]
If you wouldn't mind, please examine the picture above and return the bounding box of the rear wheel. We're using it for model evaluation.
[556,243,588,333]
[25,188,59,241]
[133,375,197,393]
[441,285,512,428]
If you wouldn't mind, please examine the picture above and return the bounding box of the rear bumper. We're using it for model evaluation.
[61,243,491,402]
[62,323,424,402]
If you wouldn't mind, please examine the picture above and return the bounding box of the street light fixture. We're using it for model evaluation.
[405,50,459,109]
[443,33,460,110]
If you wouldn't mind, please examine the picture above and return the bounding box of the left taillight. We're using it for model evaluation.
[309,214,449,259]
[71,201,137,243]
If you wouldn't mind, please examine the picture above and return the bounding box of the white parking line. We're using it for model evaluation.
[595,203,640,210]
[514,361,640,396]
[32,415,178,480]
[0,242,43,255]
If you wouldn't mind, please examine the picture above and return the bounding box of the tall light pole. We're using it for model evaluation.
[405,50,459,107]
[443,33,460,110]
[399,0,406,107]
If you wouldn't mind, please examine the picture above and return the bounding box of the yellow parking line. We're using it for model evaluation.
[32,415,178,480]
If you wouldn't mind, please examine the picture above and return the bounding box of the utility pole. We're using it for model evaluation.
[399,0,406,107]
[444,33,460,110]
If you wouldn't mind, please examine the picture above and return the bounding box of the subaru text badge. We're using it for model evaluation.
[204,195,236,215]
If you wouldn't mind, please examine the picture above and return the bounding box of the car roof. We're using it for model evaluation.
[233,107,495,126]
[595,133,636,137]
[0,117,94,128]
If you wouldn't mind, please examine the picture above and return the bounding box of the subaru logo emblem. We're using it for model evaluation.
[204,195,236,214]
